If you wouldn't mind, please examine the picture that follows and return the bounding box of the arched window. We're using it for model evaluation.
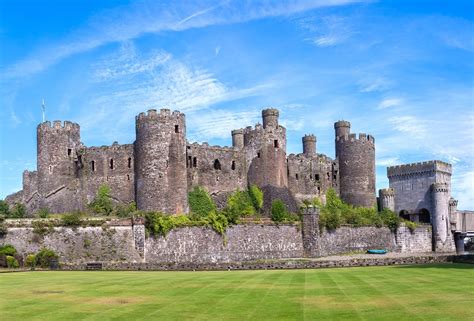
[231,161,236,170]
[418,209,431,223]
[214,159,221,170]
[193,157,197,168]
[110,159,114,170]
[128,157,132,168]
[91,161,95,172]
[274,140,279,148]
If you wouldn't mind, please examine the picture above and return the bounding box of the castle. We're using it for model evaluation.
[5,108,376,216]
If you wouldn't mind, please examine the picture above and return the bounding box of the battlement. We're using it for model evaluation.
[86,143,134,152]
[262,108,279,117]
[187,142,235,152]
[38,120,80,131]
[336,133,375,144]
[287,153,331,162]
[303,134,316,142]
[231,129,244,136]
[431,182,449,193]
[334,120,351,129]
[135,109,185,122]
[379,188,395,197]
[387,160,452,178]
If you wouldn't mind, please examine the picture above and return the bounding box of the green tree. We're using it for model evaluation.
[0,200,10,217]
[224,190,255,223]
[9,203,26,218]
[271,199,288,222]
[248,185,264,212]
[89,184,113,215]
[188,186,216,218]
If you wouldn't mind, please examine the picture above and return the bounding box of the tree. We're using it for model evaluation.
[88,184,113,215]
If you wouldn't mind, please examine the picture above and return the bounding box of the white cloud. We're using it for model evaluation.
[388,115,428,138]
[359,77,392,93]
[378,98,402,109]
[2,0,365,79]
[376,157,400,167]
[452,170,474,210]
[300,14,355,47]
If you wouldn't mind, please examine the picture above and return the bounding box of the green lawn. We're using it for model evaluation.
[0,264,473,320]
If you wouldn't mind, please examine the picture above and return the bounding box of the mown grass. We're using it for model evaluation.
[0,264,472,320]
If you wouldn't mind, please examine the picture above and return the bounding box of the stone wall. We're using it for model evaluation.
[395,224,433,253]
[145,224,304,263]
[319,226,397,256]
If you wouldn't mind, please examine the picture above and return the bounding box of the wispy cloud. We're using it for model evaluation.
[388,115,428,138]
[378,98,402,109]
[2,0,365,79]
[359,77,392,93]
[300,14,355,47]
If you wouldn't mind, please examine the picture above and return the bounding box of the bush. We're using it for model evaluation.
[188,186,216,218]
[319,207,341,231]
[224,190,255,223]
[32,220,54,236]
[6,255,19,269]
[9,203,26,218]
[404,220,418,232]
[35,248,59,268]
[0,200,10,217]
[201,210,228,236]
[0,244,17,256]
[145,212,192,237]
[37,208,50,218]
[248,185,264,212]
[0,224,6,237]
[89,184,113,215]
[25,254,36,268]
[271,199,288,222]
[115,202,137,218]
[61,211,82,226]
[380,209,401,231]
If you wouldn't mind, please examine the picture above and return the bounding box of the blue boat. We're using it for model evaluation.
[367,249,387,254]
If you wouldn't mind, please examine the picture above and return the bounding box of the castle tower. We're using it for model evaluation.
[231,129,244,149]
[134,109,188,214]
[335,121,376,208]
[37,121,81,211]
[262,108,279,129]
[448,197,458,228]
[302,134,316,155]
[431,183,455,252]
[378,188,395,212]
[245,108,288,188]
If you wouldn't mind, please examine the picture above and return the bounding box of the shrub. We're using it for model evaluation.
[115,202,137,218]
[6,255,19,269]
[0,244,17,256]
[25,254,36,268]
[32,220,54,236]
[404,220,418,232]
[380,209,401,231]
[61,211,82,226]
[271,199,288,222]
[0,224,6,237]
[0,200,10,217]
[224,190,255,223]
[188,186,216,218]
[37,208,50,218]
[9,203,26,218]
[202,210,228,236]
[89,184,113,215]
[35,248,59,268]
[145,212,192,237]
[319,207,341,231]
[248,185,264,212]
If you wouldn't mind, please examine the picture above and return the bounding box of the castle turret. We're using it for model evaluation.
[302,134,316,156]
[37,121,81,212]
[335,121,376,208]
[449,197,458,228]
[431,183,455,252]
[134,109,188,214]
[378,188,395,212]
[262,108,279,129]
[231,129,244,149]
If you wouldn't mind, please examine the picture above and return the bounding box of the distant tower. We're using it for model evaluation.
[134,109,188,214]
[335,120,376,208]
[431,183,455,252]
[378,188,395,212]
[231,129,244,149]
[302,134,316,155]
[245,108,288,188]
[37,120,81,210]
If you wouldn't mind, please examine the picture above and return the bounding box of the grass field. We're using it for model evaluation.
[0,264,473,320]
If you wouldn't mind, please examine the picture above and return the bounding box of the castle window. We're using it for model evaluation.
[175,125,179,133]
[67,149,72,156]
[127,174,130,181]
[187,156,192,168]
[274,140,279,148]
[315,174,319,181]
[317,186,321,193]
[231,161,236,170]
[110,159,114,170]
[91,161,95,172]
[214,159,221,170]
[296,173,299,180]
[257,152,261,158]
[128,158,132,169]
[49,165,52,174]
[193,157,197,168]
[327,172,330,179]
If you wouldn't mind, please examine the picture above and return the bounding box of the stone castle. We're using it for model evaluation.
[6,108,376,216]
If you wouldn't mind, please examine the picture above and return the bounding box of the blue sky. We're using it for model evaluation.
[1,0,473,208]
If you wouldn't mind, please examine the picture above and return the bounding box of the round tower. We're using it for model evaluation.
[302,134,317,155]
[378,188,395,212]
[335,121,376,208]
[262,108,279,129]
[431,183,454,252]
[134,109,188,214]
[231,129,244,149]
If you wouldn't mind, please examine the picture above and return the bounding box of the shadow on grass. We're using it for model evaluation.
[393,263,473,269]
